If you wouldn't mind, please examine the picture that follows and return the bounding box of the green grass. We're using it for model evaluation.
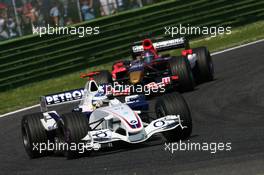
[0,20,264,115]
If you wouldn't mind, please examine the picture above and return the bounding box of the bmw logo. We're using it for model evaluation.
[94,131,107,138]
[130,120,138,125]
[154,120,165,127]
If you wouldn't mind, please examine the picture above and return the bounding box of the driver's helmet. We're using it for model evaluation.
[142,51,155,64]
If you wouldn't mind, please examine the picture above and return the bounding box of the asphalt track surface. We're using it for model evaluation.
[1,41,264,175]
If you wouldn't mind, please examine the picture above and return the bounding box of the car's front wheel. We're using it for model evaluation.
[193,47,214,83]
[57,112,90,159]
[169,56,195,92]
[155,93,192,142]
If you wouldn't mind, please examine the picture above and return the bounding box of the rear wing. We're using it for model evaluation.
[131,37,189,57]
[40,88,84,112]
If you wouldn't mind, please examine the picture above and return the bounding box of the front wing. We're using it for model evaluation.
[81,115,187,150]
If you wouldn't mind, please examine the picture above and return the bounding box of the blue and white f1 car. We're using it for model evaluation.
[21,80,192,159]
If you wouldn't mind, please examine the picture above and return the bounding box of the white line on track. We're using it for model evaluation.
[0,105,40,118]
[1,38,264,118]
[211,38,264,56]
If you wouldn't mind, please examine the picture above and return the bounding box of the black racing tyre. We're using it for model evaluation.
[193,47,214,82]
[155,93,192,142]
[21,113,48,158]
[58,112,90,159]
[169,56,195,92]
[93,70,112,85]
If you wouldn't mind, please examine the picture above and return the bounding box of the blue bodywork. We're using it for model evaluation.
[126,95,149,111]
[129,60,144,72]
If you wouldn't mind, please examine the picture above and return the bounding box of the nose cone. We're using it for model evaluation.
[129,71,144,84]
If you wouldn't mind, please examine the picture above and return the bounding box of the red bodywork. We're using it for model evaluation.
[112,61,127,80]
[142,39,159,59]
[181,49,193,57]
[111,39,160,79]
[80,71,100,80]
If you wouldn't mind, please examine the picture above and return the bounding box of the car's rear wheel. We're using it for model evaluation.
[21,113,48,158]
[58,112,90,159]
[155,93,192,142]
[169,56,195,92]
[193,47,214,83]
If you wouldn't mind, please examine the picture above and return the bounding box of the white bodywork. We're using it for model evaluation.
[40,80,188,150]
